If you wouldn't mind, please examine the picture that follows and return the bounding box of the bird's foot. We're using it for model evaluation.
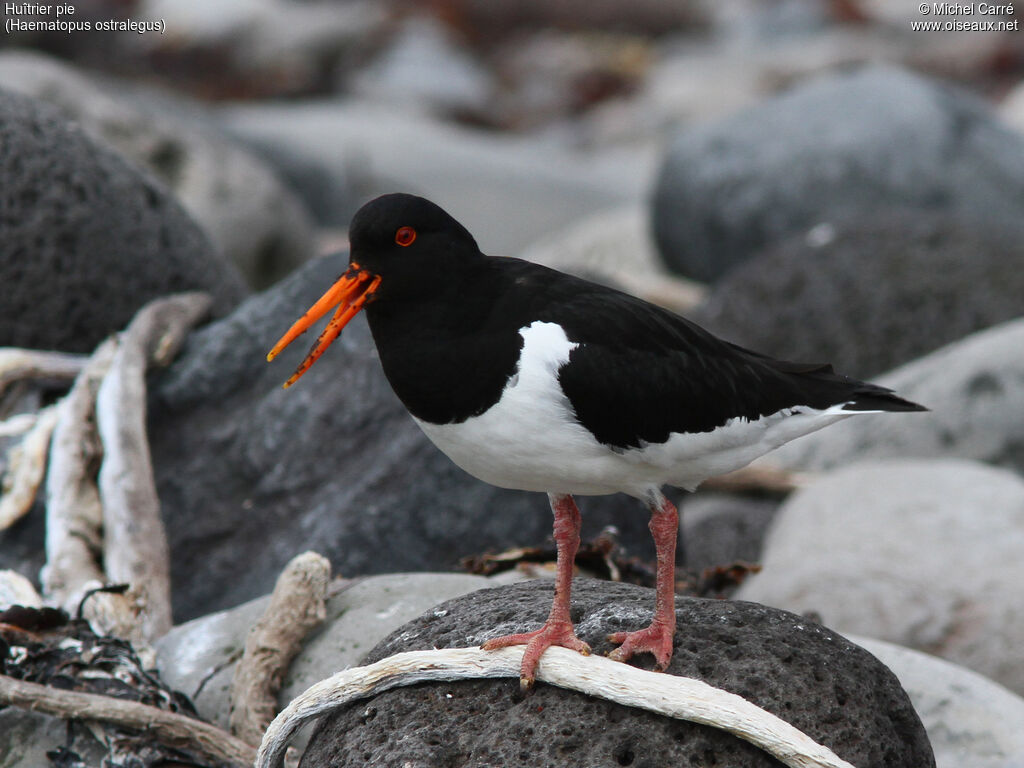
[606,621,675,670]
[482,620,591,690]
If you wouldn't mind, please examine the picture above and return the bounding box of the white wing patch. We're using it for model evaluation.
[415,321,611,493]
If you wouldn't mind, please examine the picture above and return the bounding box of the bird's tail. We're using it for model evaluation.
[841,387,928,413]
[769,359,928,414]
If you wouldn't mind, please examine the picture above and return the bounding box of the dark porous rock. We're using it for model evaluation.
[691,209,1024,379]
[651,66,1024,283]
[301,579,934,768]
[148,254,658,621]
[0,50,316,289]
[0,88,247,354]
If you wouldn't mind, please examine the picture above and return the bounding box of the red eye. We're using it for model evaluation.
[395,226,417,246]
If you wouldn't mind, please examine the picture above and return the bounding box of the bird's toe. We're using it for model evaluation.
[606,623,675,668]
[482,620,590,687]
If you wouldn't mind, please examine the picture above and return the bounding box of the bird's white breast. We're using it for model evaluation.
[413,321,622,494]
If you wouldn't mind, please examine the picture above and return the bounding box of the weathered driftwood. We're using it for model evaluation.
[0,673,256,768]
[0,413,38,439]
[41,338,117,619]
[95,293,212,644]
[229,552,330,747]
[0,348,88,398]
[257,647,856,768]
[0,404,59,530]
[0,569,43,608]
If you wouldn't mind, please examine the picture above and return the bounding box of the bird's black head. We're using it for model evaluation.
[266,193,483,387]
[348,193,480,291]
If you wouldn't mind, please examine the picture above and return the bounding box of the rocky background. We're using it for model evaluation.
[2,1,1024,766]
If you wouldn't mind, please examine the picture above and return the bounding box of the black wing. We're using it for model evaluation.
[494,259,923,450]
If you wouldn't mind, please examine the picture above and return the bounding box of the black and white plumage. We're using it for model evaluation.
[268,193,926,687]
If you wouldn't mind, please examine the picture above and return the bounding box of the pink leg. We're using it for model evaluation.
[607,491,677,669]
[482,493,591,688]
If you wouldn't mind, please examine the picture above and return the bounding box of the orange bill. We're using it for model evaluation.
[267,263,382,388]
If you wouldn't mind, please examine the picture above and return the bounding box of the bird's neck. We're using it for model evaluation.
[363,267,522,425]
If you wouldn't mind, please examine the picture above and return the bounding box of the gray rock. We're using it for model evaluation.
[692,209,1024,378]
[736,460,1024,697]
[761,318,1024,474]
[146,253,661,621]
[852,635,1024,768]
[220,100,656,257]
[0,709,107,768]
[0,50,315,289]
[0,88,247,354]
[301,579,934,767]
[651,66,1024,282]
[154,572,491,729]
[681,493,780,576]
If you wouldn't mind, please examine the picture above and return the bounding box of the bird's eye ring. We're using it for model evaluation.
[395,226,417,246]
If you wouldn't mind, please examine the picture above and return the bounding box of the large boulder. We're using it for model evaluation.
[692,210,1024,379]
[651,67,1024,282]
[737,460,1024,697]
[301,579,934,767]
[0,88,247,353]
[0,50,315,289]
[147,253,663,621]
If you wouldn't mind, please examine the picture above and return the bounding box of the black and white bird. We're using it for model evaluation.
[268,193,926,688]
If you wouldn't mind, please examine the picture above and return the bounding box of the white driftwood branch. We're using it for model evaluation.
[229,552,331,746]
[0,404,59,530]
[0,413,38,439]
[0,348,88,397]
[257,647,855,768]
[0,569,43,608]
[0,673,256,768]
[95,292,212,644]
[42,338,118,617]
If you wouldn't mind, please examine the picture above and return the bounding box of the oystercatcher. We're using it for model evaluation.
[268,193,926,687]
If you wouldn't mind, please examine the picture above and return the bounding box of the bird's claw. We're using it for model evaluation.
[482,620,591,689]
[607,622,675,669]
